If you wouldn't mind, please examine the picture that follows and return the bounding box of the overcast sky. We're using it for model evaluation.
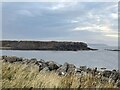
[2,2,118,46]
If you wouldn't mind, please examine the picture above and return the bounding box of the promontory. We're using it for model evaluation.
[0,40,97,51]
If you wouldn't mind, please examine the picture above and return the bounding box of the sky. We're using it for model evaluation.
[2,2,118,46]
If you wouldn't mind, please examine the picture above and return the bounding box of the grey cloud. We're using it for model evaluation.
[2,2,118,45]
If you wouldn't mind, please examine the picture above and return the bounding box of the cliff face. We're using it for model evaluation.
[0,40,94,51]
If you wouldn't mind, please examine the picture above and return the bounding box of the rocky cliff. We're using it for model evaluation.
[0,40,96,51]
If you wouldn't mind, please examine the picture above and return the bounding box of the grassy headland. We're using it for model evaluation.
[0,40,97,51]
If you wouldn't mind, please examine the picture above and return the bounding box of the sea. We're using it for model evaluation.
[0,45,119,70]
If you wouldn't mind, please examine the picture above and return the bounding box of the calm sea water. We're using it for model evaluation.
[1,46,118,70]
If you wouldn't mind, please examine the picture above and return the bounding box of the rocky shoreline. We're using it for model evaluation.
[1,56,120,88]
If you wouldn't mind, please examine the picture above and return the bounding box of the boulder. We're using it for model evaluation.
[2,55,7,60]
[29,58,38,64]
[58,62,69,71]
[67,64,76,73]
[80,66,87,71]
[92,67,98,76]
[46,61,60,71]
[37,60,50,72]
[86,68,92,73]
[39,59,45,63]
[35,59,45,66]
[57,62,69,75]
[40,67,50,73]
[57,62,76,75]
[31,58,37,61]
[3,56,23,63]
[75,68,81,73]
[110,71,120,82]
[102,70,112,78]
[22,59,30,64]
[38,63,48,72]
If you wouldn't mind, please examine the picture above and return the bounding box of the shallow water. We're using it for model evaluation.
[1,48,118,70]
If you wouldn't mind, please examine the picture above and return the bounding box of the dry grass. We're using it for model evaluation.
[1,60,117,88]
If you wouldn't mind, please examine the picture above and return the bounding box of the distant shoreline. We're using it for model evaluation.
[0,40,98,51]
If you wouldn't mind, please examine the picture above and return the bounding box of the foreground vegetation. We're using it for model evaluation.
[1,58,118,88]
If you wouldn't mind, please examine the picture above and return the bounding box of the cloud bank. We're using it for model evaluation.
[2,2,118,46]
